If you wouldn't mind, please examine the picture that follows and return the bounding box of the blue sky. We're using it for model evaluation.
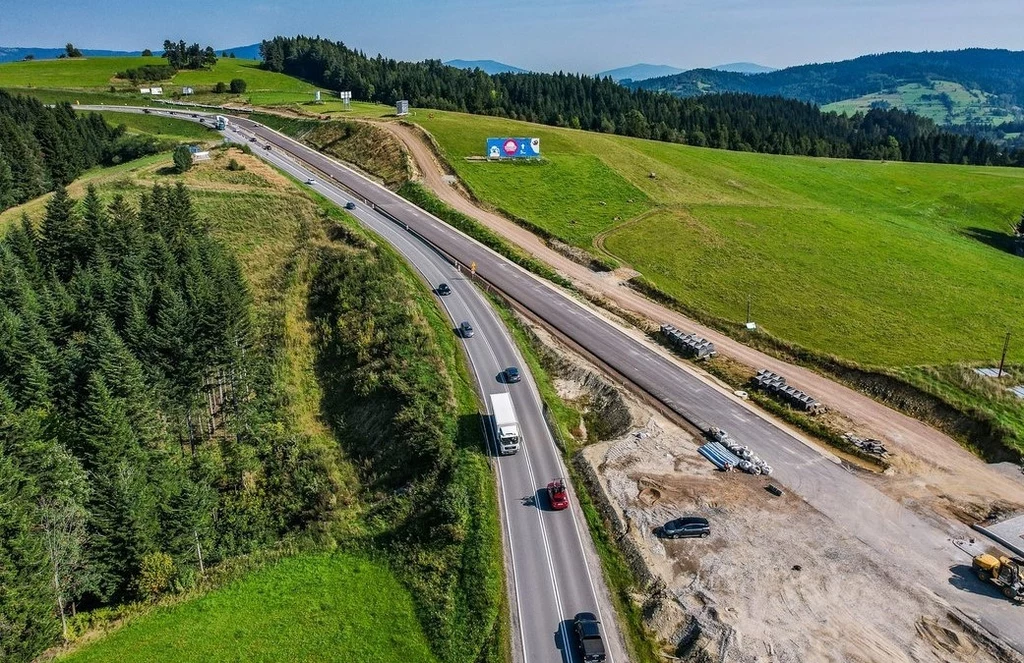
[2,0,1022,72]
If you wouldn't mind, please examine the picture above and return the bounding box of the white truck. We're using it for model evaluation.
[215,115,227,130]
[489,393,521,455]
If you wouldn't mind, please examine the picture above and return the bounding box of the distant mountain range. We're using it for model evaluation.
[597,63,684,82]
[0,43,261,63]
[710,62,777,75]
[444,59,528,75]
[627,49,1024,127]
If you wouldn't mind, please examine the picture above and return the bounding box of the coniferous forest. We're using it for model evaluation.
[260,36,1024,166]
[0,185,342,660]
[0,91,164,215]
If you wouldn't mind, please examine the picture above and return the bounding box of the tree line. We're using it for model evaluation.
[0,91,167,214]
[259,36,1023,166]
[0,185,343,661]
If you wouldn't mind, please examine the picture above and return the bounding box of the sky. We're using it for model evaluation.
[1,0,1022,73]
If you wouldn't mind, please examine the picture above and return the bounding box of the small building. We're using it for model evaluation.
[396,99,409,116]
[190,151,210,162]
[139,88,151,94]
[150,86,163,95]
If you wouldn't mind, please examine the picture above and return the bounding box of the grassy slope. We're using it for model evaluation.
[823,81,1017,127]
[410,110,1024,367]
[94,110,213,140]
[59,553,438,663]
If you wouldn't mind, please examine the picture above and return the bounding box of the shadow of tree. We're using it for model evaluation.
[962,227,1023,256]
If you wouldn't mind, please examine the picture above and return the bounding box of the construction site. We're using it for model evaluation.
[520,313,1024,663]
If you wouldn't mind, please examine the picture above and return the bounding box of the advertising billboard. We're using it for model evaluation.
[486,137,541,159]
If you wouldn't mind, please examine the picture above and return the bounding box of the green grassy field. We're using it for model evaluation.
[94,110,214,140]
[0,56,313,92]
[823,81,1019,127]
[407,109,1024,367]
[60,553,438,663]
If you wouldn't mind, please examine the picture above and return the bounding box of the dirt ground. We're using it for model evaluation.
[521,317,1013,663]
[377,119,1024,529]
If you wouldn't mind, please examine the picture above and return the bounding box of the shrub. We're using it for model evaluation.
[227,158,245,171]
[214,81,227,93]
[137,552,175,600]
[229,78,247,94]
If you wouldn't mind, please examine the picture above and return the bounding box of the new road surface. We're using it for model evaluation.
[82,106,1024,658]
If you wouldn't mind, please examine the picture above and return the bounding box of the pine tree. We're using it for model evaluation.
[39,186,82,281]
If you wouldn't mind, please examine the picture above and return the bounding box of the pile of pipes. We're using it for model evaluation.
[661,324,717,360]
[752,369,824,413]
[699,427,773,475]
[842,433,889,458]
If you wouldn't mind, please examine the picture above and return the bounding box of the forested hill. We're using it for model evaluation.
[627,49,1024,108]
[0,90,164,213]
[259,37,1023,166]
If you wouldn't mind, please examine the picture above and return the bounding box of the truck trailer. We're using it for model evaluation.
[215,115,227,130]
[489,392,521,455]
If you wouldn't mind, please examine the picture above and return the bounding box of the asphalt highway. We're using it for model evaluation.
[81,106,1024,657]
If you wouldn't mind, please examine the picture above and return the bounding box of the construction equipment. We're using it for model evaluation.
[973,553,1024,601]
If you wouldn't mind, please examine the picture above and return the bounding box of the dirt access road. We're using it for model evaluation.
[378,119,1024,524]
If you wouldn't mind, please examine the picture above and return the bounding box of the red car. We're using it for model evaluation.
[547,479,569,510]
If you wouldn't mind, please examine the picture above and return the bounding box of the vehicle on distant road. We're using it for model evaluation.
[436,283,451,296]
[264,144,272,151]
[345,201,357,210]
[505,366,521,383]
[489,392,521,455]
[661,516,710,539]
[459,321,474,338]
[547,478,569,510]
[573,612,606,662]
[305,178,317,186]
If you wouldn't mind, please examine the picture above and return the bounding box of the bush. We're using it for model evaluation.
[214,81,227,94]
[227,158,245,171]
[229,78,247,94]
[137,552,175,600]
[142,48,153,57]
[173,144,194,173]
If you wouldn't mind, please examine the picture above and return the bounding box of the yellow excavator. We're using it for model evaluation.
[973,554,1024,601]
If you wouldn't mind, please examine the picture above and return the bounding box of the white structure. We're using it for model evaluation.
[182,86,194,95]
[191,151,210,162]
[150,86,163,95]
[340,90,352,108]
[314,90,321,102]
[139,88,151,94]
[396,99,409,115]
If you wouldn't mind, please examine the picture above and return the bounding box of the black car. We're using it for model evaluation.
[505,367,521,383]
[345,201,357,210]
[436,283,451,296]
[662,516,710,539]
[573,612,606,662]
[459,321,474,338]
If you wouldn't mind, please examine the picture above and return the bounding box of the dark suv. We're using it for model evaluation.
[573,612,606,662]
[504,366,521,383]
[436,283,451,296]
[661,516,710,539]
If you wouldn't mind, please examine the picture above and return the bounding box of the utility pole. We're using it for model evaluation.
[998,330,1011,378]
[195,530,205,575]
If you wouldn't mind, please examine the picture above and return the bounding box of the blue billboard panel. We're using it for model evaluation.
[486,137,541,159]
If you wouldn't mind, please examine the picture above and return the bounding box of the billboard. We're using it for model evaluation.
[486,137,541,159]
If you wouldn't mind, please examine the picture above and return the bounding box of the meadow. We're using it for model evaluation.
[94,109,213,139]
[410,110,1024,367]
[59,553,438,663]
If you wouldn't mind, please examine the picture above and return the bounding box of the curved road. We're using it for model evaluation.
[83,106,1024,658]
[81,106,625,663]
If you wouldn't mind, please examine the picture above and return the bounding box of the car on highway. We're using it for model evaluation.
[264,144,272,151]
[436,283,451,296]
[547,478,569,510]
[661,516,710,539]
[305,178,317,186]
[505,366,521,383]
[345,201,357,210]
[459,321,474,338]
[573,612,606,662]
